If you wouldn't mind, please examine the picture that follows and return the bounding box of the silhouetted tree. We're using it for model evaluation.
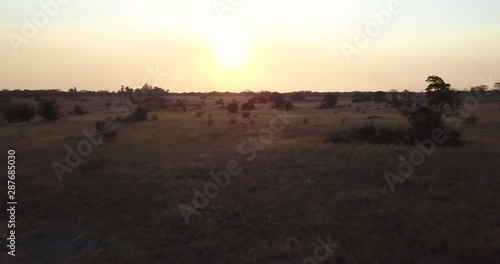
[37,99,60,120]
[425,75,461,127]
[494,82,500,90]
[470,85,489,93]
[320,93,337,109]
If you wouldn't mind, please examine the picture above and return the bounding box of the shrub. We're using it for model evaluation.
[215,99,225,106]
[290,92,306,101]
[195,112,203,118]
[151,114,159,120]
[327,126,408,145]
[320,93,337,109]
[105,101,112,107]
[269,92,285,105]
[406,127,461,146]
[95,119,117,142]
[73,105,84,115]
[355,125,377,142]
[208,119,214,126]
[303,118,309,124]
[4,103,35,123]
[464,116,478,125]
[126,107,149,121]
[36,99,60,120]
[241,102,256,111]
[242,112,251,118]
[272,100,294,111]
[376,128,407,145]
[226,103,239,113]
[407,107,441,131]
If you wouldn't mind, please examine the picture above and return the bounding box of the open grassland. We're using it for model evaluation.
[1,96,500,263]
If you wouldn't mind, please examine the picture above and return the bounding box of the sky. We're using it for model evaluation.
[1,0,500,92]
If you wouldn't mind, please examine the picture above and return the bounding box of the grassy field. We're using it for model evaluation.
[1,95,500,263]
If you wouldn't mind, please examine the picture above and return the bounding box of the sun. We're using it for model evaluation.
[212,27,250,69]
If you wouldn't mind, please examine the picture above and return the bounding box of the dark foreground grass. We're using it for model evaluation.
[0,98,499,263]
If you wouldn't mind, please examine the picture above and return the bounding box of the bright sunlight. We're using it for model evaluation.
[211,26,250,69]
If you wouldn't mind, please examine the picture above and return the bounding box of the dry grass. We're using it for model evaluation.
[0,96,499,263]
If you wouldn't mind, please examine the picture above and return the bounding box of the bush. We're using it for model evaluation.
[269,92,285,105]
[272,101,294,111]
[376,128,407,145]
[320,93,337,109]
[407,107,441,131]
[290,92,306,101]
[4,103,35,123]
[406,127,461,146]
[355,125,377,142]
[95,119,117,142]
[464,116,479,125]
[126,107,149,121]
[73,105,84,115]
[37,99,60,120]
[226,103,239,113]
[241,102,256,111]
[405,107,462,146]
[215,99,225,106]
[327,126,408,145]
[242,112,251,118]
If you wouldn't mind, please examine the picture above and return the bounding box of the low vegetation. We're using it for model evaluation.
[37,99,60,120]
[4,103,35,123]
